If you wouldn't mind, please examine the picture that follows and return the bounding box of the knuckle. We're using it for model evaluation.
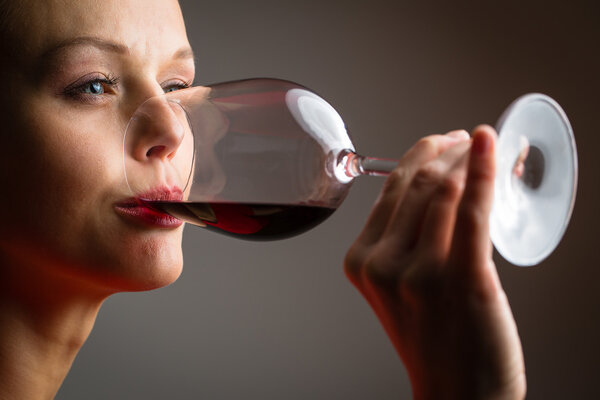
[359,247,402,291]
[362,259,397,290]
[413,163,443,189]
[414,136,439,156]
[436,175,464,200]
[471,167,495,182]
[468,157,495,181]
[343,244,364,281]
[383,167,410,192]
[457,204,487,232]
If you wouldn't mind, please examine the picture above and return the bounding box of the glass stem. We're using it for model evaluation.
[340,150,399,178]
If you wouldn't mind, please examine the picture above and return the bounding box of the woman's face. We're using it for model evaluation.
[0,0,195,292]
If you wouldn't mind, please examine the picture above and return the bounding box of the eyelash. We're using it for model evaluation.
[63,74,119,102]
[63,75,191,103]
[163,81,191,93]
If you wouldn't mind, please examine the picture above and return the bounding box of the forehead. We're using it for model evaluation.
[10,0,188,61]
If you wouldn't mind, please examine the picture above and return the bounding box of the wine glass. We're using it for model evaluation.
[122,78,577,266]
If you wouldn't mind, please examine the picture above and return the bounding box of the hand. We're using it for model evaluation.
[345,126,526,400]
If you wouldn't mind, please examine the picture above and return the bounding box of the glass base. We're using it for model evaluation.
[490,93,577,266]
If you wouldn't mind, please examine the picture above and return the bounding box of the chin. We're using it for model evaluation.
[110,240,185,292]
[0,225,187,294]
[65,231,186,294]
[130,258,184,292]
[93,222,187,287]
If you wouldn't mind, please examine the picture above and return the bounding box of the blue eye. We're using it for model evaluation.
[163,82,190,93]
[84,81,105,95]
[63,75,119,103]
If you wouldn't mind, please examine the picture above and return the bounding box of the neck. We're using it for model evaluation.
[0,251,111,399]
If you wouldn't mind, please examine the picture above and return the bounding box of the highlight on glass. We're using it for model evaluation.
[123,78,578,266]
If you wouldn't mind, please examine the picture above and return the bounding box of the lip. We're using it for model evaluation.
[114,187,184,229]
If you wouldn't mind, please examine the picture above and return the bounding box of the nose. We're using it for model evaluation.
[127,96,187,161]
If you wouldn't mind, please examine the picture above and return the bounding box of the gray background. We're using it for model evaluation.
[58,0,600,398]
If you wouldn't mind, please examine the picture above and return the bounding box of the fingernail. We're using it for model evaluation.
[447,130,470,141]
[472,133,491,155]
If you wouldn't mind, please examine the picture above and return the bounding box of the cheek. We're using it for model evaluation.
[1,97,184,292]
[24,104,124,226]
[1,102,115,261]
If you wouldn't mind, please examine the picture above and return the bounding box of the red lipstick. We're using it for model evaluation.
[114,187,184,229]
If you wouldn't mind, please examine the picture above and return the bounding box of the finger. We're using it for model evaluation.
[356,131,470,246]
[385,139,471,253]
[416,145,470,264]
[448,125,497,278]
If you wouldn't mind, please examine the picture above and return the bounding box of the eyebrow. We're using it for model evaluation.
[39,36,195,63]
[40,36,129,60]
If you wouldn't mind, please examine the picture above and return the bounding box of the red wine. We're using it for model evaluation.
[144,201,335,240]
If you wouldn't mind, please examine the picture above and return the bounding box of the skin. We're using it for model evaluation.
[0,0,194,397]
[0,0,526,399]
[345,128,526,399]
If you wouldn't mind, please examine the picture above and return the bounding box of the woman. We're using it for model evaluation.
[0,0,525,398]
